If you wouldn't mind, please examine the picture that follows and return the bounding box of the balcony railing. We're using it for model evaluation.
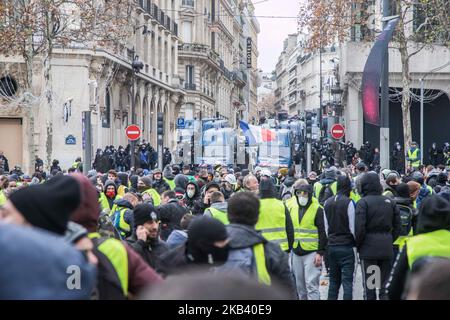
[182,0,194,6]
[185,83,197,91]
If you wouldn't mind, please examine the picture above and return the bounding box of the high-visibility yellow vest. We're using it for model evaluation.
[99,193,122,213]
[253,243,271,285]
[406,229,450,269]
[164,177,176,191]
[72,161,81,169]
[0,190,6,206]
[350,190,361,203]
[117,185,127,197]
[256,198,289,251]
[313,181,337,199]
[407,149,420,168]
[111,207,132,238]
[142,188,161,206]
[88,232,129,296]
[286,197,320,251]
[206,207,229,225]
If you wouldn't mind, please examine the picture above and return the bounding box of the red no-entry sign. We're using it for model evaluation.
[126,125,141,141]
[330,124,345,140]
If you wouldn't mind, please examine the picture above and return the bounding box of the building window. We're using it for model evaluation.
[186,65,195,88]
[182,21,192,43]
[0,75,18,97]
[102,88,111,128]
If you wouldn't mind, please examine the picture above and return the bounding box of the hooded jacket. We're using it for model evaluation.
[182,181,200,210]
[217,223,295,295]
[0,224,96,300]
[355,173,401,260]
[102,180,121,212]
[158,198,188,241]
[387,195,450,300]
[324,176,356,246]
[152,177,170,195]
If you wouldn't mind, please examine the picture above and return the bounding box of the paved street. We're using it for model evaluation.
[320,263,364,300]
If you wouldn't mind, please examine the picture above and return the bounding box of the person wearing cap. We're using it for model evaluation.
[159,216,230,276]
[152,168,170,195]
[386,195,450,300]
[204,191,229,225]
[127,203,169,273]
[313,166,338,205]
[409,171,433,208]
[407,142,421,170]
[221,173,237,200]
[355,172,401,300]
[217,192,294,293]
[256,178,293,253]
[137,176,162,206]
[285,181,327,300]
[182,165,196,183]
[70,173,163,299]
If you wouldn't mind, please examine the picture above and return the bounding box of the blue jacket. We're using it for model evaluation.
[0,224,96,300]
[166,230,188,249]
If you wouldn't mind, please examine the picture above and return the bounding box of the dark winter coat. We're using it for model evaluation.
[152,178,170,195]
[158,199,188,240]
[218,223,295,295]
[126,235,169,274]
[355,173,401,260]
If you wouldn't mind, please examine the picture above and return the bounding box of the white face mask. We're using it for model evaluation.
[298,196,309,207]
[187,190,195,198]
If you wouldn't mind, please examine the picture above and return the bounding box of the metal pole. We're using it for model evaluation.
[319,48,323,138]
[380,0,390,169]
[82,111,92,174]
[420,78,424,164]
[307,138,312,174]
[130,70,136,170]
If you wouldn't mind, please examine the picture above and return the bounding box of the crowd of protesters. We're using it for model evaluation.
[0,141,449,300]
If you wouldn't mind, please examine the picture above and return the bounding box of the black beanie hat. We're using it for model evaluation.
[187,216,228,246]
[133,203,158,227]
[9,175,81,235]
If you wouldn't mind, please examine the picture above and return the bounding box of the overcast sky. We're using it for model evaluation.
[255,0,300,73]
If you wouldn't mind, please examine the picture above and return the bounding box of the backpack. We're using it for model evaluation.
[281,185,294,201]
[396,204,414,236]
[215,247,255,279]
[318,184,333,206]
[98,212,121,240]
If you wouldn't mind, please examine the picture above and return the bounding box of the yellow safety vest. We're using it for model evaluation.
[0,190,6,206]
[407,149,420,168]
[313,181,337,199]
[142,188,161,206]
[286,197,321,251]
[253,243,271,286]
[256,198,289,251]
[164,177,176,191]
[350,190,361,203]
[117,185,128,197]
[206,207,229,225]
[111,207,132,238]
[406,229,450,269]
[88,232,129,296]
[99,193,123,213]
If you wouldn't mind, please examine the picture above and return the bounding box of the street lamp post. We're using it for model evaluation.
[130,51,144,170]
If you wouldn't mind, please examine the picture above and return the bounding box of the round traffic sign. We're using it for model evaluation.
[330,124,345,140]
[125,125,141,141]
